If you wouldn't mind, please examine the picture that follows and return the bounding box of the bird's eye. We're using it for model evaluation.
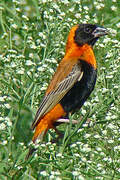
[85,27,92,33]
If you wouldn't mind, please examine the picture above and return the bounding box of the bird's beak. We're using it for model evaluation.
[92,26,109,38]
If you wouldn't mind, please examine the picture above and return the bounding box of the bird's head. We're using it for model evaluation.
[66,24,108,52]
[65,24,108,67]
[74,24,108,46]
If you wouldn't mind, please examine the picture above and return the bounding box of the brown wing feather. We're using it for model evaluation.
[32,61,83,129]
[46,58,78,94]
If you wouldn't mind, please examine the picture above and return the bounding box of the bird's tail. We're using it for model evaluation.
[26,104,66,159]
[32,118,49,143]
[25,119,48,160]
[32,103,66,143]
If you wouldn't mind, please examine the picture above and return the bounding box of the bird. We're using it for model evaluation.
[31,24,108,144]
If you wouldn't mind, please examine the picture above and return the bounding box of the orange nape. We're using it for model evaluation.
[32,103,66,143]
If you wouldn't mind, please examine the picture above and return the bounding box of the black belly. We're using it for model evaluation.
[60,60,97,113]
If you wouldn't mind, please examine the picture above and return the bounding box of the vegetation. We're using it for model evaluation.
[0,0,120,179]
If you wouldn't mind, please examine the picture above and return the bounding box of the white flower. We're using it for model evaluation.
[46,142,52,146]
[69,7,74,12]
[117,169,120,173]
[16,68,24,75]
[74,153,80,157]
[100,152,105,156]
[0,6,4,10]
[106,116,111,120]
[77,129,83,133]
[102,130,107,135]
[106,75,113,79]
[40,143,46,147]
[97,164,103,170]
[102,88,108,93]
[96,4,103,10]
[25,60,35,66]
[16,7,21,12]
[71,143,77,148]
[78,175,85,180]
[103,157,108,161]
[82,144,91,152]
[5,104,11,109]
[114,145,120,151]
[27,71,32,76]
[50,175,55,179]
[23,25,28,30]
[56,177,62,180]
[72,171,79,176]
[0,97,5,102]
[108,140,114,144]
[19,142,24,146]
[2,140,7,145]
[40,171,48,176]
[94,96,99,102]
[111,5,117,11]
[81,157,87,162]
[22,15,29,21]
[11,24,18,29]
[0,117,4,121]
[84,134,91,138]
[40,43,46,48]
[0,123,6,130]
[41,0,47,3]
[103,38,111,43]
[29,53,34,58]
[83,6,89,11]
[41,86,47,91]
[37,66,45,72]
[81,109,86,115]
[96,147,102,152]
[76,141,82,145]
[74,0,80,4]
[62,0,69,4]
[85,15,90,20]
[11,62,17,68]
[7,121,12,127]
[116,22,120,28]
[75,13,81,19]
[94,134,101,139]
[111,115,117,119]
[30,44,37,49]
[56,153,63,157]
[49,68,54,74]
[107,123,115,129]
[38,32,46,39]
[60,12,65,16]
[108,28,117,36]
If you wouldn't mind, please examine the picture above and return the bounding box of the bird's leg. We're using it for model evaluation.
[54,126,64,137]
[56,118,78,124]
[25,146,36,160]
[51,117,91,143]
[56,117,91,126]
[51,126,64,143]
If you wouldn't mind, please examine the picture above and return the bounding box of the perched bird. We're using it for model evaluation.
[32,24,108,143]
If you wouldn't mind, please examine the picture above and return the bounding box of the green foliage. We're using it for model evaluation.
[0,0,120,179]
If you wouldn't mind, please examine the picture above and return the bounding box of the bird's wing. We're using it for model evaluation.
[32,60,83,129]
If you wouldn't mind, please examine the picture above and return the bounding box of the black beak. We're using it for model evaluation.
[92,26,109,38]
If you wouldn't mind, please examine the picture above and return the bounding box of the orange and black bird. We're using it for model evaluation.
[32,24,108,143]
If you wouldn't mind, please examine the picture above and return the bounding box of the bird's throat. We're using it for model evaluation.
[65,43,97,69]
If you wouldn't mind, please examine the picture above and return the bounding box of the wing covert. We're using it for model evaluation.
[32,62,83,129]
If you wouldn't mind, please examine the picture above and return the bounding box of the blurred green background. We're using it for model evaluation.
[0,0,120,179]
